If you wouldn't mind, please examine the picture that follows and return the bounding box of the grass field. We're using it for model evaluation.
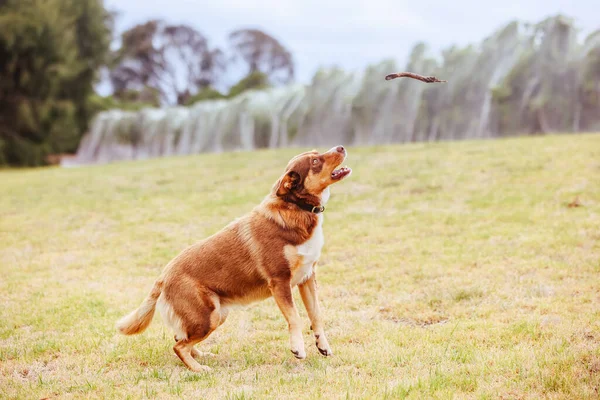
[1,134,599,399]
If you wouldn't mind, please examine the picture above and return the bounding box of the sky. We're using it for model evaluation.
[101,0,599,94]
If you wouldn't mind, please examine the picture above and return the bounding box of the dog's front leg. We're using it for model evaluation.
[268,278,306,359]
[298,271,332,356]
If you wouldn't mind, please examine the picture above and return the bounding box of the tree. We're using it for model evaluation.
[110,21,226,105]
[63,0,113,138]
[229,29,294,84]
[0,0,112,166]
[227,71,270,98]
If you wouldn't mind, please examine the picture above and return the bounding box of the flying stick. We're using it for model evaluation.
[385,72,447,83]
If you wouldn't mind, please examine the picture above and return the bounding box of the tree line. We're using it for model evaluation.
[0,0,294,166]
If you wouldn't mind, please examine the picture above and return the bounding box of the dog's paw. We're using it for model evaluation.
[291,348,306,359]
[316,344,332,356]
[189,364,212,373]
[191,349,217,359]
[315,333,332,356]
[290,334,306,359]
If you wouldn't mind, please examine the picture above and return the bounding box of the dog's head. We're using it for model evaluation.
[273,146,351,205]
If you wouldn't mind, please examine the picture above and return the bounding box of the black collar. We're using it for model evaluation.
[290,200,325,214]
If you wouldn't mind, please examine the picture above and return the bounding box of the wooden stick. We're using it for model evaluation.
[385,72,447,83]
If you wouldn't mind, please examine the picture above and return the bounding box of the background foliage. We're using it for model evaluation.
[0,1,598,166]
[0,0,292,166]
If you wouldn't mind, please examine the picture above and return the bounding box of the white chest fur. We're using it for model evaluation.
[291,214,324,286]
[291,187,329,287]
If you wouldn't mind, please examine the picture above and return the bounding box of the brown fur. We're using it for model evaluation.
[116,145,351,371]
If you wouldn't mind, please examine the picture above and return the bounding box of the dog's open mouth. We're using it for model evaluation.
[331,166,352,180]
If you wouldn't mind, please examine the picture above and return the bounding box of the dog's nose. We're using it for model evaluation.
[336,145,345,153]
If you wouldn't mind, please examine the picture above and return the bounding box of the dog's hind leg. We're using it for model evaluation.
[183,306,229,360]
[174,336,217,359]
[174,338,212,372]
[169,287,223,372]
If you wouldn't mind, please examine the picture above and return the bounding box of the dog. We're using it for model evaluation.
[116,145,352,372]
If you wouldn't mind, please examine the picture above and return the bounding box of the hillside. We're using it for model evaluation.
[1,134,599,399]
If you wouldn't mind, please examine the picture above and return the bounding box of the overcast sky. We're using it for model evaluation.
[103,0,598,90]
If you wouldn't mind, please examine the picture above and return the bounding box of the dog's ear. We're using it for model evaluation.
[276,170,301,196]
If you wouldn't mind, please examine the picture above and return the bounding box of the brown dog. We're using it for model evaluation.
[116,145,352,371]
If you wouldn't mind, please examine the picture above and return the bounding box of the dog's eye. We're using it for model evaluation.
[312,159,319,165]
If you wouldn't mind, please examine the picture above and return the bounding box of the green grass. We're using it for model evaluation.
[1,134,599,399]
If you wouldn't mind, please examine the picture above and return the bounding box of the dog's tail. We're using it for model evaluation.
[116,280,163,335]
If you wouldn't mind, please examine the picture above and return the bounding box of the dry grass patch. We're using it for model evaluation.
[1,134,600,399]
